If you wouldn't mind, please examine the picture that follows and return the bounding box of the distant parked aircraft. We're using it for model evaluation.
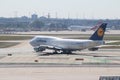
[69,22,103,31]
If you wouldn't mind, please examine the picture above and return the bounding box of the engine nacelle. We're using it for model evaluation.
[34,47,45,52]
[88,47,98,51]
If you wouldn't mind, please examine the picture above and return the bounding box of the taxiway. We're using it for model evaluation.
[0,31,119,80]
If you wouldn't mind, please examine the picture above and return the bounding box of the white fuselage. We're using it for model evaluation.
[30,36,104,51]
[30,23,107,53]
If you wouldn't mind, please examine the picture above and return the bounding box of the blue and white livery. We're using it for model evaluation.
[30,23,107,54]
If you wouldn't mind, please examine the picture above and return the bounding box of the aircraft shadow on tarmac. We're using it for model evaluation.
[37,52,113,57]
[38,52,78,56]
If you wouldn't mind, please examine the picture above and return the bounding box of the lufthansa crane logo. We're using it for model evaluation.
[97,28,104,37]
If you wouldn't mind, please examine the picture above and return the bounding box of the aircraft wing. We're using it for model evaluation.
[98,45,120,48]
[105,41,120,44]
[97,41,120,48]
[96,41,120,48]
[40,45,62,50]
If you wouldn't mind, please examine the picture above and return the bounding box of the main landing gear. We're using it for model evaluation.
[53,50,72,54]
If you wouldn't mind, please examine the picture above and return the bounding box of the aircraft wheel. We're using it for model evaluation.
[62,50,72,54]
[53,50,58,54]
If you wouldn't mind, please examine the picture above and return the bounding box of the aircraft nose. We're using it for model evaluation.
[29,40,36,47]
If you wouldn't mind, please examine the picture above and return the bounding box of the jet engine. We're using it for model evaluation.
[88,47,98,51]
[34,47,46,52]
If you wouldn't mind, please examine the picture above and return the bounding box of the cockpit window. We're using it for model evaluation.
[36,38,47,43]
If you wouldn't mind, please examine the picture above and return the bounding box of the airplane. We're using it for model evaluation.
[68,25,91,31]
[30,23,107,54]
[68,22,102,31]
[90,22,102,31]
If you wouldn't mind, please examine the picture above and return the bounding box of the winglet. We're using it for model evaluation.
[89,23,107,40]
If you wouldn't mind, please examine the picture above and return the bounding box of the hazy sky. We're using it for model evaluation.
[0,0,120,19]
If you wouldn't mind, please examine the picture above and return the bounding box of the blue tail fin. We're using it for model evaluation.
[89,23,107,40]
